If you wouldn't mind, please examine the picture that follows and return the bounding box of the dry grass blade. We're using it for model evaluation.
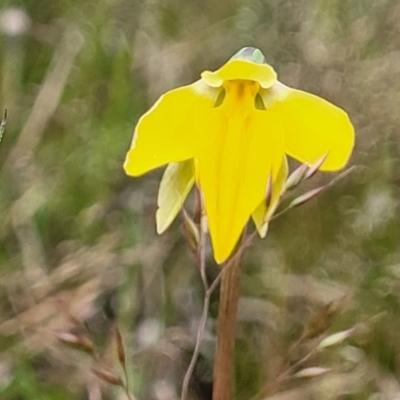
[0,109,7,141]
[54,331,95,354]
[115,327,126,367]
[92,368,124,386]
[6,28,84,173]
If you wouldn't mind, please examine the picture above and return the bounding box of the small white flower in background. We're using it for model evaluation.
[0,8,30,37]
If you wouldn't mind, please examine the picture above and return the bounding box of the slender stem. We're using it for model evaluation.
[181,205,209,400]
[123,383,135,400]
[122,365,135,400]
[199,209,208,289]
[275,348,317,384]
[212,245,244,400]
[181,295,210,400]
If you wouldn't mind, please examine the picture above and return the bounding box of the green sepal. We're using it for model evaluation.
[230,47,266,64]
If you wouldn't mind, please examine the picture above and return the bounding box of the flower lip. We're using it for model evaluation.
[201,59,277,89]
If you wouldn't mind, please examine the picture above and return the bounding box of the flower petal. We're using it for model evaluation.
[262,83,355,171]
[201,60,277,89]
[195,109,284,263]
[124,81,217,176]
[252,156,288,238]
[156,160,195,234]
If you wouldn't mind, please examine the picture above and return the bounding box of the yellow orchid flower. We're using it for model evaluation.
[124,47,354,264]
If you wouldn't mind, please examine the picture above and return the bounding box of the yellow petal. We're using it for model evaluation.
[201,59,277,89]
[252,156,288,238]
[195,109,284,264]
[156,160,195,234]
[124,81,217,176]
[262,83,354,171]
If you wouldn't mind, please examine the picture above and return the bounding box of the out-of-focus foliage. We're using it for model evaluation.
[0,0,399,399]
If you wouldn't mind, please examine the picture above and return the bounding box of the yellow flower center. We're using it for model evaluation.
[220,80,260,117]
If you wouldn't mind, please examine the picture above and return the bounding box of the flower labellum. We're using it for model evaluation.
[124,47,355,264]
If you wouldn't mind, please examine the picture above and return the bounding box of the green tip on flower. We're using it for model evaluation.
[230,47,266,64]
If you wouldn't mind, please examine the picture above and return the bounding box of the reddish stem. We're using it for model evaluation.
[212,252,242,400]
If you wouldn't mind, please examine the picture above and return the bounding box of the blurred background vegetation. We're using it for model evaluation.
[0,0,400,399]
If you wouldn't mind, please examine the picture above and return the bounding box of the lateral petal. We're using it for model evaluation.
[124,81,217,176]
[263,83,355,171]
[195,109,284,263]
[156,160,195,234]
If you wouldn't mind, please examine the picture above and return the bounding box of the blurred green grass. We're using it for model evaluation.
[1,0,400,399]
